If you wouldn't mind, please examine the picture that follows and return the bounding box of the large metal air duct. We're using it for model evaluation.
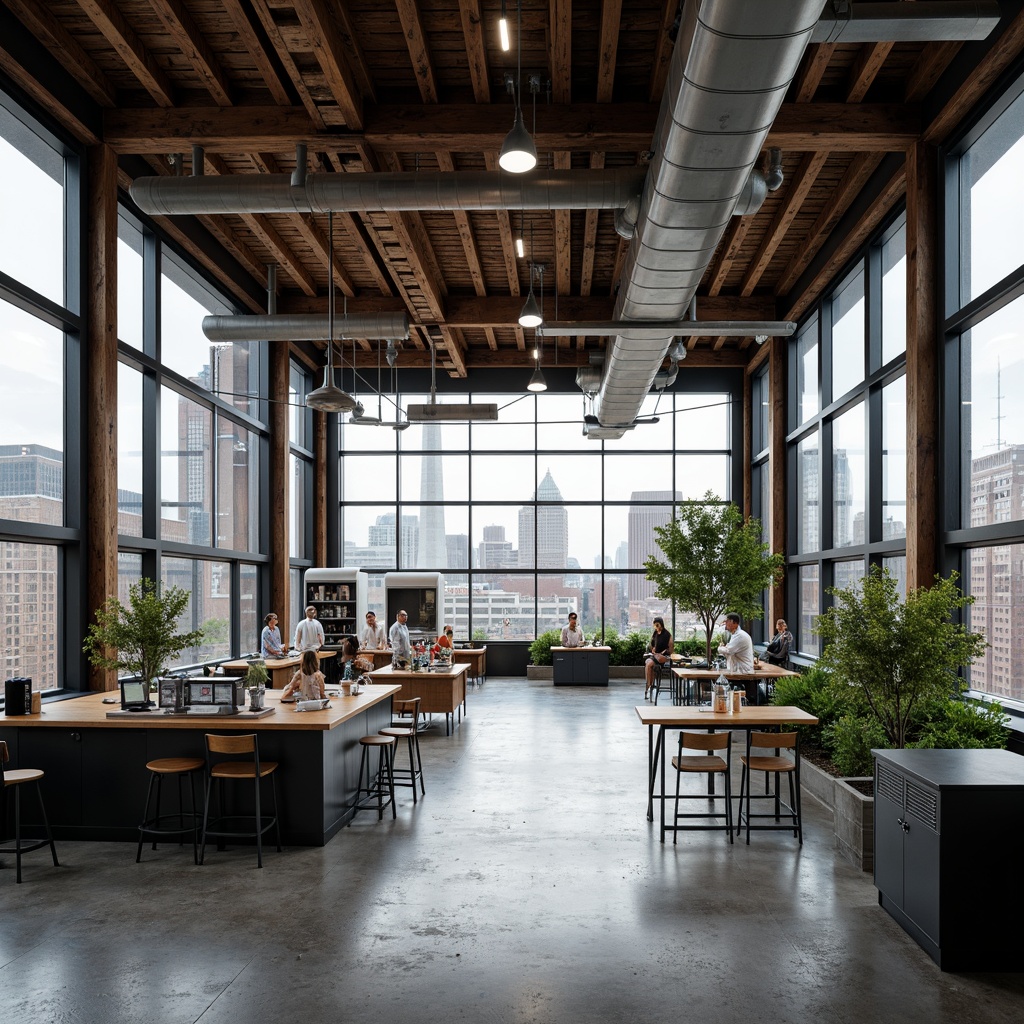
[130,169,647,217]
[202,312,410,343]
[590,0,826,437]
[811,1,999,44]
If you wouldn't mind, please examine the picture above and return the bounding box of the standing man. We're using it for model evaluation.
[360,610,387,650]
[717,612,754,673]
[389,608,412,663]
[294,605,325,653]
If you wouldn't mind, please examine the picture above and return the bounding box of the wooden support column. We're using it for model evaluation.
[85,144,118,692]
[769,336,788,624]
[905,141,939,589]
[312,409,327,567]
[269,342,290,641]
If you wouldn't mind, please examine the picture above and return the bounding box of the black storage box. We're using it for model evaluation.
[4,677,32,715]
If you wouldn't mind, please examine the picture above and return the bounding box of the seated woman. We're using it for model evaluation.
[281,650,326,701]
[338,637,359,681]
[432,625,454,658]
[644,617,673,700]
[764,618,793,667]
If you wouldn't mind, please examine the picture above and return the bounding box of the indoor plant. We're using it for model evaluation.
[83,577,206,688]
[644,491,783,665]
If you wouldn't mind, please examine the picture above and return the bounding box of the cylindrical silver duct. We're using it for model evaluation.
[733,169,768,217]
[130,169,648,217]
[811,2,999,44]
[202,312,410,343]
[591,0,825,437]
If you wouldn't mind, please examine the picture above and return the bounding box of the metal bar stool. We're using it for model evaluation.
[200,733,281,868]
[736,731,803,845]
[137,757,204,864]
[667,731,734,844]
[351,734,396,822]
[0,740,59,883]
[379,697,425,803]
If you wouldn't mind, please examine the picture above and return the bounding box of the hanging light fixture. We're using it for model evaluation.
[307,211,361,413]
[519,263,542,328]
[498,0,510,51]
[498,0,537,173]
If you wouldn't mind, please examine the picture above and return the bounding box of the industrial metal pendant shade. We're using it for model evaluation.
[499,109,537,173]
[526,364,547,392]
[518,278,542,327]
[307,211,362,414]
[498,0,536,174]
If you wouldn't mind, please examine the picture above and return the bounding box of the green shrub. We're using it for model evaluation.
[529,630,561,666]
[620,631,650,666]
[909,697,1009,751]
[675,634,723,658]
[770,665,858,747]
[827,715,887,776]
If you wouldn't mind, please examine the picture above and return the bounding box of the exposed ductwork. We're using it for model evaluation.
[202,312,410,343]
[130,169,647,217]
[589,0,826,438]
[811,1,1000,44]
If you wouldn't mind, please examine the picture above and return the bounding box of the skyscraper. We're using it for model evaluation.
[627,491,679,602]
[518,469,568,569]
[418,422,447,568]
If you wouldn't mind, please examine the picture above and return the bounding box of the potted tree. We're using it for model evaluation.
[644,491,783,665]
[83,578,206,689]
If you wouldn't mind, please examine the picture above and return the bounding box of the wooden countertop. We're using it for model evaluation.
[3,685,399,732]
[370,663,468,682]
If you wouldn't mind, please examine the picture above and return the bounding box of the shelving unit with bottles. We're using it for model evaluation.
[303,568,368,649]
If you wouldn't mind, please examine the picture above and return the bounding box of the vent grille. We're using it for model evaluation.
[876,761,903,805]
[906,782,939,831]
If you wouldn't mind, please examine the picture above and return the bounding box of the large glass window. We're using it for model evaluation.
[882,377,906,540]
[960,88,1024,303]
[796,317,819,426]
[161,386,212,547]
[0,105,63,304]
[881,222,907,365]
[117,362,143,536]
[831,266,866,400]
[0,541,58,693]
[832,402,865,549]
[339,387,735,639]
[797,432,819,553]
[118,217,144,351]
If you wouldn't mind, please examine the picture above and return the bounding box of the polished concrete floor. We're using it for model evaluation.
[2,678,1023,1024]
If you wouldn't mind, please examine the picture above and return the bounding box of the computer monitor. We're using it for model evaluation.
[119,679,152,710]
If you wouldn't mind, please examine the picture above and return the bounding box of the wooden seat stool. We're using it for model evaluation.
[200,733,281,868]
[137,757,204,865]
[737,731,803,845]
[668,731,734,844]
[0,740,59,883]
[351,735,396,822]
[379,697,425,803]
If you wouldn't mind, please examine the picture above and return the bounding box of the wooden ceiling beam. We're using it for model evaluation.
[553,152,572,299]
[791,43,835,103]
[739,151,828,297]
[102,102,920,154]
[550,0,572,104]
[596,0,623,103]
[438,324,467,378]
[845,42,894,104]
[580,152,604,299]
[251,151,357,297]
[437,151,487,297]
[705,216,753,297]
[457,0,492,103]
[3,0,116,107]
[292,0,364,130]
[395,0,439,104]
[150,0,232,106]
[205,153,317,296]
[904,41,962,103]
[648,0,677,103]
[220,0,293,106]
[76,0,175,107]
[249,0,325,127]
[774,152,883,297]
[781,161,907,323]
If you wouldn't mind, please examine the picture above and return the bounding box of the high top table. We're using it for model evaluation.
[369,663,468,735]
[0,683,398,846]
[671,661,798,705]
[635,704,818,839]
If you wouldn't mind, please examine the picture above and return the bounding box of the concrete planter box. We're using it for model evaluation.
[527,665,646,680]
[801,758,874,872]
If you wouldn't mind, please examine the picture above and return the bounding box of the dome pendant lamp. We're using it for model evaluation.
[498,0,537,173]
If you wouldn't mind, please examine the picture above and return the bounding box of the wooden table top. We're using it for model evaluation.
[3,684,399,732]
[370,663,468,682]
[221,650,336,674]
[635,705,818,728]
[671,662,798,680]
